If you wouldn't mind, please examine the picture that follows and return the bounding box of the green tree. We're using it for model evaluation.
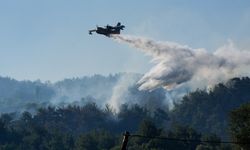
[75,130,116,150]
[229,103,250,150]
[129,120,165,150]
[167,125,201,150]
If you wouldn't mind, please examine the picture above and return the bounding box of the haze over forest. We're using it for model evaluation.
[0,74,250,149]
[1,36,250,148]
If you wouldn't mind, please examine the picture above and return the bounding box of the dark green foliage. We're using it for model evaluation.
[129,121,201,150]
[0,103,157,149]
[0,77,250,149]
[229,103,250,150]
[172,77,250,139]
[75,130,115,150]
[0,102,247,150]
[166,125,201,150]
[0,119,8,144]
[35,103,107,134]
[138,120,162,137]
[117,104,150,133]
[129,120,165,150]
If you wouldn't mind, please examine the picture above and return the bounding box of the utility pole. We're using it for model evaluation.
[121,131,130,150]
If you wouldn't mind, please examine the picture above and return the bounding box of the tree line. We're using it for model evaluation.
[0,77,250,149]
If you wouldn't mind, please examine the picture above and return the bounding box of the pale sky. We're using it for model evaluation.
[1,0,250,81]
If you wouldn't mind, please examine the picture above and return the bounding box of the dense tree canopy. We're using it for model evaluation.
[172,77,250,139]
[0,76,250,149]
[229,103,250,150]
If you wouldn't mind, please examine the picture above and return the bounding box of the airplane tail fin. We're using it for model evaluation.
[120,25,125,30]
[117,22,125,30]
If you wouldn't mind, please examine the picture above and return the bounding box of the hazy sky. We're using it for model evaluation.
[1,0,250,81]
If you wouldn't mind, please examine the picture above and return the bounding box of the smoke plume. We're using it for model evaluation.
[108,73,140,110]
[112,35,250,91]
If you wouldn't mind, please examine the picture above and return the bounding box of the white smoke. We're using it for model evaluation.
[108,73,139,110]
[111,35,250,91]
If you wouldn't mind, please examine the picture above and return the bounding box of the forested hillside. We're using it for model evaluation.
[0,73,167,113]
[172,77,250,139]
[0,76,250,149]
[0,77,54,113]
